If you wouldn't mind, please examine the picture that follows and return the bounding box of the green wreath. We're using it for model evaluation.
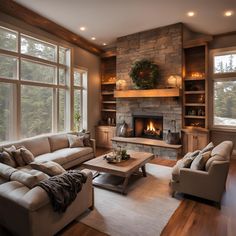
[129,59,158,89]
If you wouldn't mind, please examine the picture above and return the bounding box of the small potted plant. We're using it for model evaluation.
[74,112,81,131]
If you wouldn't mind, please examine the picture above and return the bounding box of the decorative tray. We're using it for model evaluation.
[103,154,130,163]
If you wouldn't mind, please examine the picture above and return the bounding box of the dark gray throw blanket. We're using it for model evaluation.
[36,170,87,213]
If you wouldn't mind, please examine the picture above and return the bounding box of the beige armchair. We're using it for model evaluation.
[171,141,233,205]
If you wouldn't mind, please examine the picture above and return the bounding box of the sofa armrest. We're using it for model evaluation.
[90,139,96,155]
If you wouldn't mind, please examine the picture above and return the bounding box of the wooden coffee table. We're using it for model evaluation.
[82,150,154,194]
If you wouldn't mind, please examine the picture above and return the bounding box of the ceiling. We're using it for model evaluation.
[15,0,236,47]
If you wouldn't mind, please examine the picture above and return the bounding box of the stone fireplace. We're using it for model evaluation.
[133,115,163,140]
[116,23,183,139]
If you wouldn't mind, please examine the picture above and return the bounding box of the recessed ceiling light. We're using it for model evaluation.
[91,37,96,40]
[80,26,86,31]
[224,10,234,17]
[103,43,107,46]
[187,11,195,17]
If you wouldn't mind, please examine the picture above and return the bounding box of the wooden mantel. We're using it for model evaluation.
[114,88,181,98]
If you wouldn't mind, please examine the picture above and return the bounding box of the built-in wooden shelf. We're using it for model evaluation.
[101,109,116,112]
[184,115,206,119]
[185,77,206,81]
[102,101,116,104]
[114,88,181,98]
[185,103,205,106]
[184,91,205,94]
[101,82,116,85]
[102,91,114,95]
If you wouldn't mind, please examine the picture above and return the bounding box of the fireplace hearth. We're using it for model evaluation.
[133,115,163,140]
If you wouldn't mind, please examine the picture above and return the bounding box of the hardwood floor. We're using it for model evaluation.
[60,150,236,236]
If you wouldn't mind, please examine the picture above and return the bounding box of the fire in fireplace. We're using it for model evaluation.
[133,115,163,140]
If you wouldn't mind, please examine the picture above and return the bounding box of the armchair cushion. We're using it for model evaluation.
[190,151,212,171]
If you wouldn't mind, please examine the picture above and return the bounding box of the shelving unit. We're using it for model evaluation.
[182,41,210,154]
[96,54,117,148]
[183,43,208,129]
[100,56,116,126]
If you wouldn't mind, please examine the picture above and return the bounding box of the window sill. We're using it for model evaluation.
[210,127,236,133]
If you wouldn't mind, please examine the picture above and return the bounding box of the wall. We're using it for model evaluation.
[0,12,101,138]
[208,33,236,154]
[116,23,183,138]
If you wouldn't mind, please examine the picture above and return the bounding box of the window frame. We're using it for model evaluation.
[0,21,74,141]
[210,47,236,131]
[73,66,88,131]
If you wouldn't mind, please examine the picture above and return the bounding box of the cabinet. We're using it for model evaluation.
[101,56,116,125]
[182,128,209,154]
[95,126,116,148]
[183,43,208,129]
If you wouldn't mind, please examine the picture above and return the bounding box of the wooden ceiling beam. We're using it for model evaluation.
[0,0,103,55]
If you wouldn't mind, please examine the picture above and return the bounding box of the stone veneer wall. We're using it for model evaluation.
[116,23,183,139]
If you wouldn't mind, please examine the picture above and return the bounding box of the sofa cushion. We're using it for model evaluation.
[190,151,212,170]
[0,163,17,180]
[34,147,93,166]
[0,151,17,168]
[48,134,69,152]
[11,170,48,188]
[68,134,84,148]
[17,165,49,177]
[30,161,66,176]
[20,136,51,157]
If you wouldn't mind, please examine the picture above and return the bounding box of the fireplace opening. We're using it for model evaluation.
[133,115,163,140]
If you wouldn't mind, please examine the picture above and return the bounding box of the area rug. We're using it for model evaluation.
[79,164,180,236]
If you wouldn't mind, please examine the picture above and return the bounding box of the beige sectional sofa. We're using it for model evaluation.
[0,132,95,236]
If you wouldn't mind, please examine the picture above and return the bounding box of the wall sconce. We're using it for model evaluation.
[167,75,182,88]
[116,79,127,90]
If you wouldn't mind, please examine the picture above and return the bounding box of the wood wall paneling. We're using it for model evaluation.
[0,0,103,55]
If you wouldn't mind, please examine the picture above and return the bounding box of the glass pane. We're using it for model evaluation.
[0,55,18,79]
[21,85,53,138]
[59,68,66,85]
[0,26,18,52]
[59,89,66,131]
[21,59,56,84]
[214,80,236,126]
[21,35,56,62]
[74,90,82,130]
[0,83,13,142]
[59,47,66,65]
[214,53,236,74]
[74,70,82,86]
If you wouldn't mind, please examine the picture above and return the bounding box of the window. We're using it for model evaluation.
[212,48,236,128]
[0,26,18,52]
[73,68,88,131]
[0,24,76,141]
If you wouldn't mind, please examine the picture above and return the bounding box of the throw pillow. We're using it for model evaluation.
[78,131,92,147]
[30,161,66,176]
[3,145,16,157]
[190,151,212,170]
[21,148,34,164]
[200,142,214,154]
[67,134,84,148]
[172,159,186,182]
[0,151,17,168]
[11,170,48,189]
[12,148,25,167]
